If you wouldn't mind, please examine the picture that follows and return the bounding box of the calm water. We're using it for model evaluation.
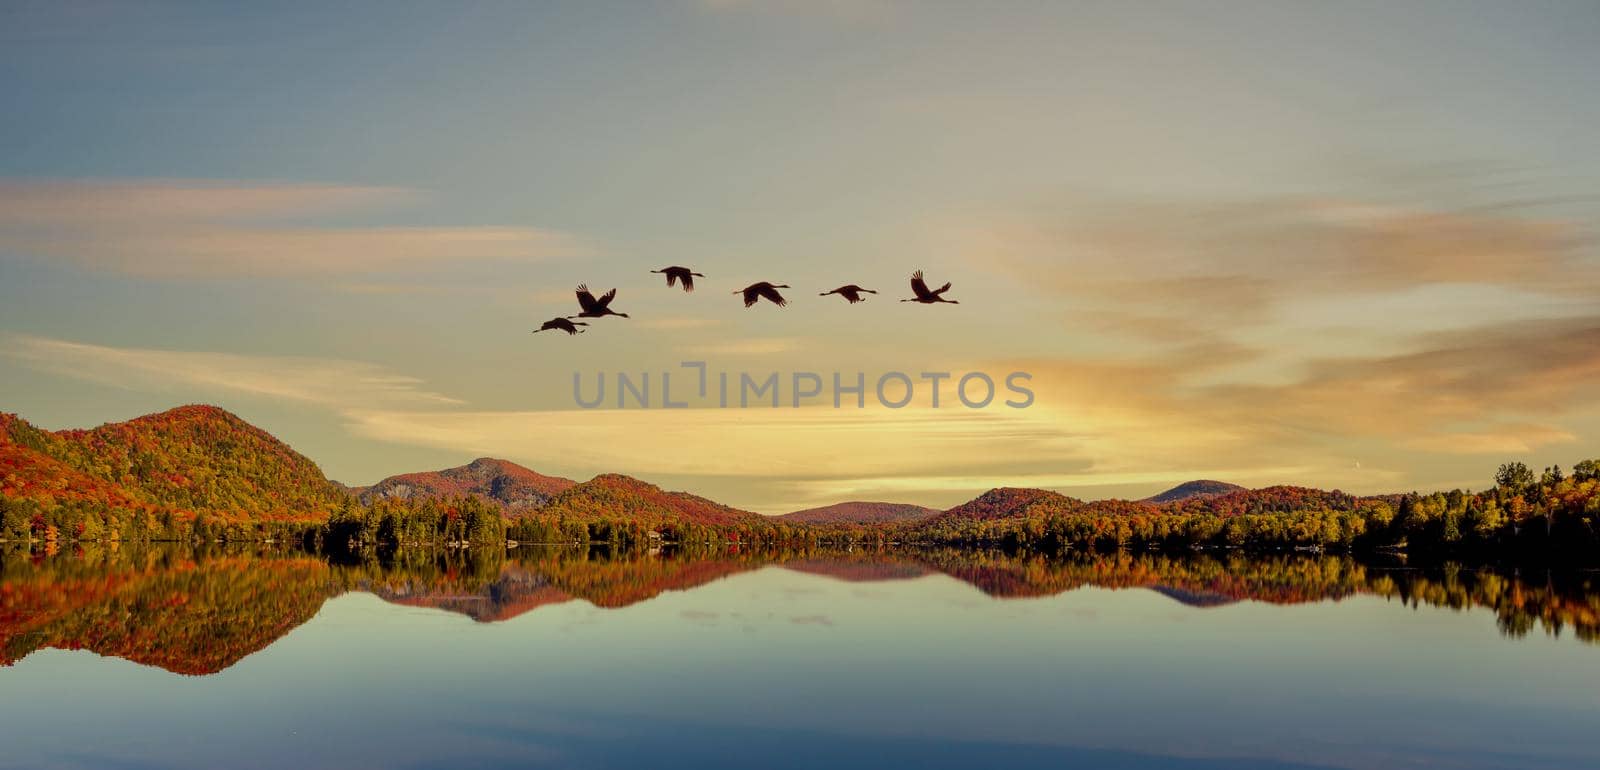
[1,546,1597,770]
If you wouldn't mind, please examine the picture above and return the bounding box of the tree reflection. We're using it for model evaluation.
[2,544,1595,676]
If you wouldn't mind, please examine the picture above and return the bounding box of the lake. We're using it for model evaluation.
[1,545,1597,770]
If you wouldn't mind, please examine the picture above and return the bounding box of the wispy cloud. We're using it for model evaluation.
[956,193,1599,358]
[342,405,1076,482]
[0,179,588,279]
[1197,316,1600,450]
[2,334,462,409]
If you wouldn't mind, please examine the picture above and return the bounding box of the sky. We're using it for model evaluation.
[1,0,1598,513]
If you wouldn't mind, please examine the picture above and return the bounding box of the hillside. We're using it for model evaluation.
[1145,480,1246,504]
[535,473,770,530]
[353,457,575,511]
[778,501,939,525]
[1,405,344,527]
[932,487,1084,522]
[1164,485,1363,517]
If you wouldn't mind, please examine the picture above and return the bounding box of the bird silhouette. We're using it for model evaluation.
[573,284,630,318]
[901,270,959,304]
[820,284,877,304]
[651,266,704,292]
[533,317,587,335]
[735,281,790,308]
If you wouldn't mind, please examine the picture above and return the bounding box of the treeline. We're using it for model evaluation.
[0,491,817,550]
[326,497,808,550]
[0,495,326,546]
[6,438,1593,557]
[906,460,1600,559]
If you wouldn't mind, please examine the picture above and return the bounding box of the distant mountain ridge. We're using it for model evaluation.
[0,405,1377,533]
[352,457,575,511]
[779,501,939,525]
[1144,480,1247,504]
[13,403,1583,556]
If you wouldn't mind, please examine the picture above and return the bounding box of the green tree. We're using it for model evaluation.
[1495,462,1535,491]
[1572,459,1600,482]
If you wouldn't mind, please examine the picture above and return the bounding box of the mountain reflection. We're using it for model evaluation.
[2,544,1596,675]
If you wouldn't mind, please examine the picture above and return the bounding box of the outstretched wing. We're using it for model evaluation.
[576,284,600,313]
[756,284,788,307]
[741,286,760,307]
[666,271,679,287]
[595,287,617,309]
[932,281,952,296]
[680,271,695,292]
[910,270,934,300]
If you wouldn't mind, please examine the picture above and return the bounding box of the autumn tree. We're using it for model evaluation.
[1495,462,1535,492]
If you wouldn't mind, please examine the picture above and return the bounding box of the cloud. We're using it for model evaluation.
[342,405,1083,482]
[958,194,1599,354]
[1205,316,1600,437]
[0,179,588,279]
[2,334,462,409]
[1401,425,1577,455]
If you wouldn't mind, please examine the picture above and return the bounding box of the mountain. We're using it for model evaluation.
[1,405,343,523]
[932,487,1083,522]
[536,473,768,529]
[1144,480,1247,504]
[353,457,575,511]
[1164,485,1362,516]
[778,501,939,525]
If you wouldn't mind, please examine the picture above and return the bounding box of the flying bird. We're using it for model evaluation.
[651,266,705,292]
[573,284,630,318]
[819,285,877,304]
[734,281,790,308]
[901,270,959,304]
[533,317,587,335]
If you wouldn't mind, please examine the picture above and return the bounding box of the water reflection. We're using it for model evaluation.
[2,544,1596,676]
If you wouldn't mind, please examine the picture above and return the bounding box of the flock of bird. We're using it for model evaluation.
[533,268,958,335]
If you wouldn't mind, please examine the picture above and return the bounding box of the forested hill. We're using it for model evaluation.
[1,405,344,528]
[535,473,769,529]
[1144,480,1246,504]
[352,457,575,511]
[779,502,939,525]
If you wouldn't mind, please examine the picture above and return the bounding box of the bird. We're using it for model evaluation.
[651,266,704,292]
[901,270,959,304]
[734,281,790,308]
[819,285,877,304]
[533,317,587,335]
[573,284,630,318]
